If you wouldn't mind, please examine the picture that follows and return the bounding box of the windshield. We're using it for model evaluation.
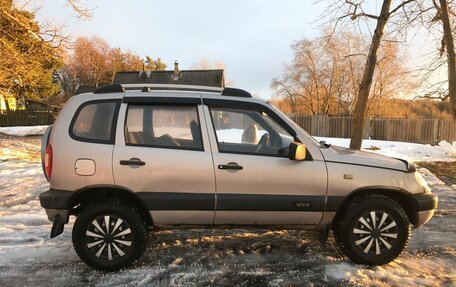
[267,103,320,146]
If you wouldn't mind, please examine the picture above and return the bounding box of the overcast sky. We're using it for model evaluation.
[35,0,437,99]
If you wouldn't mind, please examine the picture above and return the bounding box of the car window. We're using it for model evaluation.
[210,107,293,156]
[125,105,203,151]
[71,101,118,143]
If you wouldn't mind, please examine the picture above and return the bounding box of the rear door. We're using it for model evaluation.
[113,96,216,225]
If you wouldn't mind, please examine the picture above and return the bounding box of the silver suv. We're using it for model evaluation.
[39,84,438,271]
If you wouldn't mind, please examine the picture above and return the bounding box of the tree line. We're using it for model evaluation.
[272,30,414,116]
[0,0,166,106]
[57,36,166,99]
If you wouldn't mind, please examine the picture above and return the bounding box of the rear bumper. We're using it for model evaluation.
[412,193,438,228]
[39,189,73,223]
[39,189,73,210]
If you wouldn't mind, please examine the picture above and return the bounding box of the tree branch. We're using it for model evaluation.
[389,0,415,16]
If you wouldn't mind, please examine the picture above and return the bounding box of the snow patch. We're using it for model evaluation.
[325,262,358,280]
[316,137,456,162]
[0,125,49,137]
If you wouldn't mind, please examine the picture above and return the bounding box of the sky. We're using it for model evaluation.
[33,0,440,99]
[33,0,327,98]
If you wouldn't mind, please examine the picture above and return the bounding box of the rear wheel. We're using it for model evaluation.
[334,195,410,265]
[72,201,149,271]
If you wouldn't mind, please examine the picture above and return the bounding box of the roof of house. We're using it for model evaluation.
[44,94,67,107]
[26,95,64,109]
[113,69,225,88]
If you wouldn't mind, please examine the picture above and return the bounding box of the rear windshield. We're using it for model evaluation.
[70,100,119,144]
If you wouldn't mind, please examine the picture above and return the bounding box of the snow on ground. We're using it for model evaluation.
[316,136,456,163]
[0,135,455,286]
[0,126,49,137]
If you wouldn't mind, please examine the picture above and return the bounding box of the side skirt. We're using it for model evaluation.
[153,224,318,231]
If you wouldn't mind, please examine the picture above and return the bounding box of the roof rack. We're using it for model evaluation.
[93,84,125,94]
[221,87,252,98]
[92,84,252,98]
[122,84,223,92]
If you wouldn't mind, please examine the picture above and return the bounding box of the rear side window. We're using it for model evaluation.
[125,104,203,151]
[70,100,119,144]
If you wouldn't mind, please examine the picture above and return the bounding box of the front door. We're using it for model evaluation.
[113,99,215,225]
[204,102,327,226]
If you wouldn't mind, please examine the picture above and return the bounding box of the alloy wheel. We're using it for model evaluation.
[352,211,398,255]
[85,215,133,261]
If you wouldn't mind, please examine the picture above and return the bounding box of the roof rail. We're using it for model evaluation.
[122,84,223,92]
[93,84,125,94]
[221,87,252,98]
[92,84,252,97]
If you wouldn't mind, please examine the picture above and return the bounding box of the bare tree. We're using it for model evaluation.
[388,0,456,119]
[437,0,456,119]
[272,33,358,116]
[59,36,146,97]
[272,29,411,118]
[66,0,93,19]
[324,0,416,149]
[369,42,415,116]
[191,58,226,70]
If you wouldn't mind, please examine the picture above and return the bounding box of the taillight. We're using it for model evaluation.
[45,144,53,180]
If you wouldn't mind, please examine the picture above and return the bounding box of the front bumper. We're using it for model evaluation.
[412,192,438,228]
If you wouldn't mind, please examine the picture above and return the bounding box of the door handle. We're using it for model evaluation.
[218,162,243,170]
[120,158,146,166]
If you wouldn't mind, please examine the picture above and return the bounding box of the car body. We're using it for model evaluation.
[39,84,438,271]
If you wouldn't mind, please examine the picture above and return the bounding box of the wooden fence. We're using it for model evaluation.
[291,115,456,144]
[0,110,454,144]
[0,110,56,126]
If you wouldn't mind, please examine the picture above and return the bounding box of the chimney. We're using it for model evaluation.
[174,61,180,75]
[172,60,181,81]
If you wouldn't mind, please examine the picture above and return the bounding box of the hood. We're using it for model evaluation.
[320,145,412,172]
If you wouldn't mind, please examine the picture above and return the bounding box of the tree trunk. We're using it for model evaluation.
[349,0,393,150]
[439,0,456,120]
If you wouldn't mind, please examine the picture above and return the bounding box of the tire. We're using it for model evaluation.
[72,201,149,271]
[334,194,410,265]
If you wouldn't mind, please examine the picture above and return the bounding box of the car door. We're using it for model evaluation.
[113,96,216,225]
[203,99,327,226]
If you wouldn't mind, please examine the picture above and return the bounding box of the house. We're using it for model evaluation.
[0,92,19,112]
[113,62,225,88]
[25,99,60,112]
[0,93,64,113]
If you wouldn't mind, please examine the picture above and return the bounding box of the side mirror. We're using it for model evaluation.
[289,142,307,161]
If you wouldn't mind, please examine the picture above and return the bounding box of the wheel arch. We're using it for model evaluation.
[68,185,153,227]
[332,186,417,229]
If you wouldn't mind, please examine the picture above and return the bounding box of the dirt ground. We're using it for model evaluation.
[417,161,456,186]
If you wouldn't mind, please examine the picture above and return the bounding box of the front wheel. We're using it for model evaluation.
[334,195,411,265]
[72,201,149,271]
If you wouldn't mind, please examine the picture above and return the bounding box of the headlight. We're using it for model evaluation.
[415,171,431,193]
